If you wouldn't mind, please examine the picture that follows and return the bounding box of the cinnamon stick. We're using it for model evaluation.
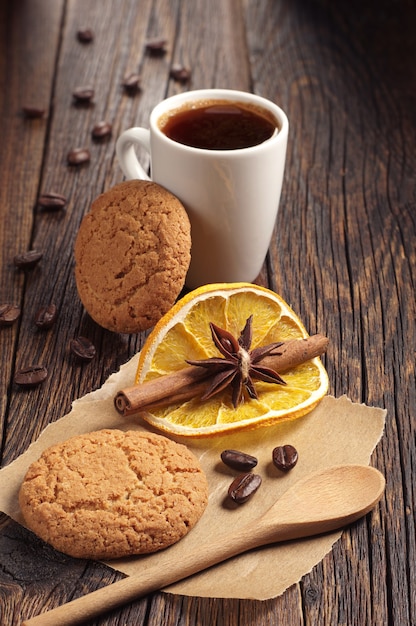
[114,334,328,417]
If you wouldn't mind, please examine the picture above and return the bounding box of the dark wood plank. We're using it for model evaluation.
[244,1,416,624]
[168,0,251,92]
[2,0,180,463]
[0,0,64,450]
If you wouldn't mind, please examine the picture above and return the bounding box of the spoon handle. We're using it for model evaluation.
[21,512,357,626]
[22,525,262,626]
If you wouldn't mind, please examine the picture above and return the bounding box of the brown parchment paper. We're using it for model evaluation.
[0,353,386,600]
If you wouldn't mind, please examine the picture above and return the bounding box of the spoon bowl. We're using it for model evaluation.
[254,463,386,545]
[23,464,385,626]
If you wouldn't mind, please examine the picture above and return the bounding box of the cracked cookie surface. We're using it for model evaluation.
[19,429,208,560]
[74,180,191,333]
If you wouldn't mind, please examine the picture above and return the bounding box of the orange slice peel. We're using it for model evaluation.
[135,283,329,437]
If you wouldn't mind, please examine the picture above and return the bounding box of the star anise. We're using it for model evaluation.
[186,315,286,407]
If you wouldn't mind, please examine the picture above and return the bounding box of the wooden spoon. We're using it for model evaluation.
[22,464,385,626]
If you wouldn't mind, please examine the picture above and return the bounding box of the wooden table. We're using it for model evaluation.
[1,1,415,624]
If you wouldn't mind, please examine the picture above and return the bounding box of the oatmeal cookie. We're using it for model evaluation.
[74,180,191,333]
[19,429,208,560]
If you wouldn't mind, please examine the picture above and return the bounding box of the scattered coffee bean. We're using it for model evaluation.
[170,64,191,83]
[0,304,21,326]
[72,86,95,103]
[228,473,262,504]
[77,28,94,43]
[13,250,43,270]
[70,336,96,361]
[67,148,91,166]
[92,120,112,139]
[14,365,48,387]
[272,444,298,471]
[122,73,141,93]
[221,449,258,472]
[37,191,67,211]
[22,106,45,119]
[145,39,167,55]
[34,304,58,329]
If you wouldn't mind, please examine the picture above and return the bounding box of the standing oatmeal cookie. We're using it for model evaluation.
[19,429,208,560]
[74,180,191,333]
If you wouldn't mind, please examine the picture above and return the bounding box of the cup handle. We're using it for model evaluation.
[116,128,151,180]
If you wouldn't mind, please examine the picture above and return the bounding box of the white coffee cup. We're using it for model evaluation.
[116,89,288,289]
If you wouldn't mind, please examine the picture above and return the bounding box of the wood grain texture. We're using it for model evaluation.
[0,0,415,624]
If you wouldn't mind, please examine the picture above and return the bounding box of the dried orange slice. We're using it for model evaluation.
[136,283,329,437]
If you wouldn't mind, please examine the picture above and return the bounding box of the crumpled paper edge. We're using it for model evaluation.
[0,354,386,600]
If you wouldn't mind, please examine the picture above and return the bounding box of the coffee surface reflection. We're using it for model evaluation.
[159,100,278,150]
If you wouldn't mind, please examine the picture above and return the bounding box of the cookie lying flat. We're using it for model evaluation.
[74,180,191,333]
[19,429,208,560]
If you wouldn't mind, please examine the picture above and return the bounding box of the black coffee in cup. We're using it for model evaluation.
[158,99,278,150]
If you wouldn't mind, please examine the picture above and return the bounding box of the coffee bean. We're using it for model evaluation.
[221,450,258,472]
[170,64,191,83]
[145,39,167,55]
[70,336,96,361]
[67,148,91,166]
[13,250,43,269]
[73,86,95,103]
[15,365,48,387]
[272,444,298,471]
[37,192,67,211]
[22,106,45,119]
[92,120,112,139]
[34,304,58,329]
[0,304,21,326]
[122,73,141,92]
[77,29,94,43]
[228,473,262,504]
